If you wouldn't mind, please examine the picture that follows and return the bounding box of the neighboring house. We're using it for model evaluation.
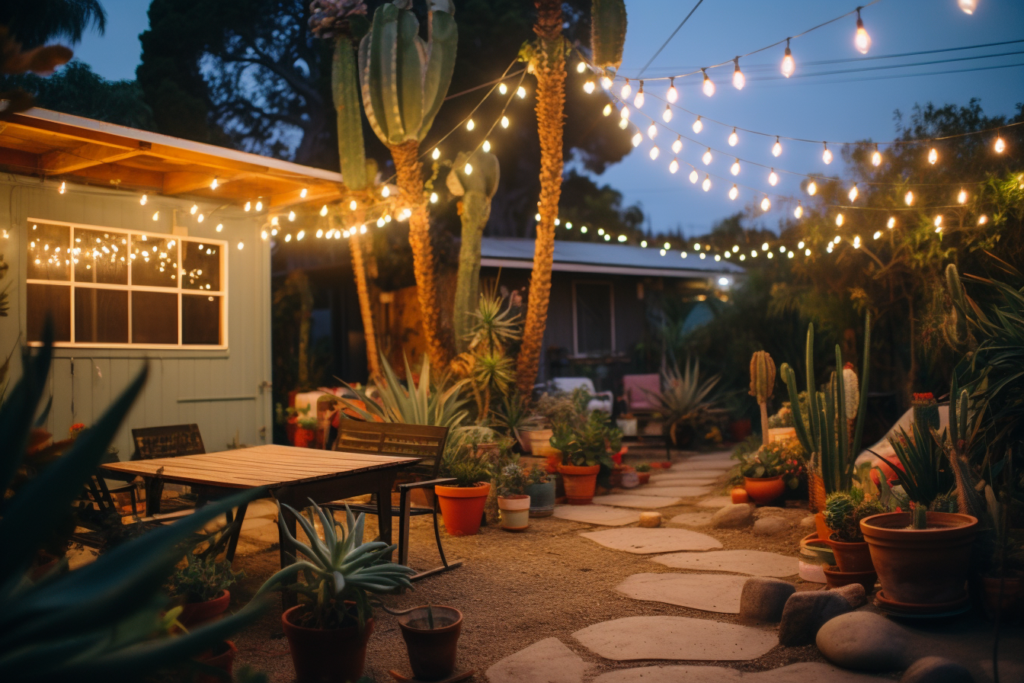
[0,108,343,458]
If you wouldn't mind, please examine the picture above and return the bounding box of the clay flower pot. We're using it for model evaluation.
[526,478,557,517]
[282,605,374,683]
[743,475,785,505]
[397,605,463,681]
[636,472,650,485]
[177,590,231,629]
[826,537,874,573]
[823,565,877,593]
[557,464,600,505]
[982,575,1023,620]
[435,482,491,536]
[860,511,979,606]
[194,640,237,683]
[497,494,530,531]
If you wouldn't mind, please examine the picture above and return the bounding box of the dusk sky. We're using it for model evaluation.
[73,0,1024,237]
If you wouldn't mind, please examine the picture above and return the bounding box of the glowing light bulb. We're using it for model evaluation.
[669,158,679,174]
[729,184,739,200]
[297,230,305,241]
[667,78,678,103]
[905,190,915,206]
[140,194,147,205]
[732,58,745,90]
[781,40,795,77]
[499,82,508,95]
[871,146,882,167]
[728,128,739,147]
[197,214,204,223]
[689,169,699,184]
[382,186,390,198]
[934,215,943,229]
[672,137,683,154]
[853,235,861,248]
[262,230,268,240]
[466,119,475,131]
[692,116,703,134]
[320,205,328,216]
[190,204,198,215]
[798,241,805,249]
[517,86,526,99]
[620,106,630,120]
[59,181,66,194]
[649,146,660,160]
[701,69,715,97]
[289,211,296,221]
[769,170,778,186]
[958,188,967,204]
[928,147,938,164]
[761,196,771,212]
[664,242,671,250]
[620,79,632,99]
[633,82,645,108]
[702,175,711,192]
[501,116,509,129]
[152,211,159,221]
[662,105,672,123]
[887,216,896,229]
[316,229,324,238]
[632,132,643,147]
[836,213,844,227]
[618,118,628,130]
[958,0,977,14]
[576,60,587,74]
[647,123,657,139]
[978,214,988,225]
[762,242,770,251]
[794,203,804,219]
[430,192,438,204]
[483,140,491,152]
[600,75,612,90]
[730,159,740,176]
[702,148,712,165]
[256,200,263,211]
[772,137,782,157]
[464,163,473,175]
[603,104,612,117]
[873,231,882,240]
[822,143,833,164]
[995,136,1006,153]
[211,177,219,190]
[807,181,817,196]
[849,185,859,202]
[583,80,595,94]
[854,9,871,54]
[432,147,441,160]
[300,188,308,198]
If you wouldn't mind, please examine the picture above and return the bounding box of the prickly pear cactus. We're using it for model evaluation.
[591,0,627,69]
[749,350,776,446]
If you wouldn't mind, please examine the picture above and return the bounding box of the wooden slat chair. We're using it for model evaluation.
[72,475,161,550]
[130,424,206,517]
[322,420,459,581]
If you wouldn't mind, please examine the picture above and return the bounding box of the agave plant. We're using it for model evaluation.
[644,358,723,441]
[451,289,521,420]
[257,501,414,629]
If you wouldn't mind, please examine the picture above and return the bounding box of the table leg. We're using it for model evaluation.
[377,476,393,547]
[145,478,164,516]
[225,502,248,563]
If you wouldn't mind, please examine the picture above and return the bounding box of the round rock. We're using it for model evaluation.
[711,503,755,528]
[753,517,790,535]
[816,611,912,671]
[573,616,777,662]
[779,591,853,646]
[739,578,796,622]
[615,573,748,613]
[581,528,723,554]
[639,512,663,528]
[900,657,974,683]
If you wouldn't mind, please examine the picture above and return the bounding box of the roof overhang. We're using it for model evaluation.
[480,256,737,280]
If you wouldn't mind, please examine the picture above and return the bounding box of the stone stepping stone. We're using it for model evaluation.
[697,496,734,508]
[648,479,718,489]
[592,662,886,683]
[581,528,722,554]
[630,486,711,498]
[687,452,733,462]
[615,573,747,613]
[598,494,682,509]
[649,472,723,482]
[552,505,640,527]
[486,637,589,683]
[652,549,799,577]
[668,512,714,527]
[668,461,732,472]
[573,616,776,662]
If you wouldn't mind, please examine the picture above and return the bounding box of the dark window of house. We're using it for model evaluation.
[574,282,614,355]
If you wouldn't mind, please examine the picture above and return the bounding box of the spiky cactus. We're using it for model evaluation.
[448,149,500,352]
[825,491,885,542]
[749,351,776,447]
[360,0,457,368]
[591,0,627,69]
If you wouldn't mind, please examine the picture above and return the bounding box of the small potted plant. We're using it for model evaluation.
[616,412,638,437]
[294,415,318,448]
[495,463,532,531]
[257,502,415,683]
[634,463,652,485]
[165,553,244,629]
[394,605,464,681]
[740,441,796,505]
[435,438,494,536]
[822,490,884,573]
[551,411,621,505]
[525,466,556,517]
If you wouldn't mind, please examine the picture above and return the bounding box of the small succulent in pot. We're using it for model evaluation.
[166,554,244,605]
[823,490,886,542]
[741,440,804,490]
[634,463,651,473]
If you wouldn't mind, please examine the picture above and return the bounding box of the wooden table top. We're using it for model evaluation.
[100,444,420,490]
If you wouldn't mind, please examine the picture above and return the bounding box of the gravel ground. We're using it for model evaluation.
[224,448,839,682]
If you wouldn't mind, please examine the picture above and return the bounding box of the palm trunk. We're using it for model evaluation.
[516,0,565,396]
[349,228,380,379]
[391,139,448,367]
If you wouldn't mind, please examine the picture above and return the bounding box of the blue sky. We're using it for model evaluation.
[73,0,1024,237]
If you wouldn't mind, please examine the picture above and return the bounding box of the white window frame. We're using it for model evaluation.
[25,217,229,350]
[571,280,615,356]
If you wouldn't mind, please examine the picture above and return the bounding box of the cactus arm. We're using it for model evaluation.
[333,36,368,192]
[453,192,487,351]
[359,16,390,144]
[850,311,871,460]
[376,4,406,143]
[821,382,837,493]
[420,8,458,140]
[806,324,821,456]
[396,10,423,139]
[835,345,851,489]
[781,364,812,454]
[591,0,627,69]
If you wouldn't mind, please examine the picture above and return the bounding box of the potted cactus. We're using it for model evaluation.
[495,463,539,531]
[634,462,652,485]
[822,490,884,573]
[749,350,776,447]
[551,411,621,505]
[435,439,494,536]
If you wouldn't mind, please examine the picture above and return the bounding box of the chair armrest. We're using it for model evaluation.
[398,478,456,491]
[595,391,614,401]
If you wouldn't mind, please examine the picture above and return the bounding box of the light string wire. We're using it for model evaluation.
[635,0,706,78]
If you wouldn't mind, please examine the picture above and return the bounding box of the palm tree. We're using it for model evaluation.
[516,0,566,396]
[0,0,105,47]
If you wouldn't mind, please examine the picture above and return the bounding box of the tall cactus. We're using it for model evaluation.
[447,149,500,353]
[781,312,871,495]
[591,0,627,69]
[359,0,457,368]
[749,351,776,447]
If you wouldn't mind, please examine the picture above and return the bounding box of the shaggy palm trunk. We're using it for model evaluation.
[392,139,447,367]
[516,0,565,396]
[349,227,380,378]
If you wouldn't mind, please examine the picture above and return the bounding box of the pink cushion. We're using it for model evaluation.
[623,374,661,411]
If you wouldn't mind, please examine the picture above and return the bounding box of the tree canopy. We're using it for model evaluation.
[0,0,105,47]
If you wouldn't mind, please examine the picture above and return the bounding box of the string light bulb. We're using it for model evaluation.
[854,8,871,54]
[320,205,328,216]
[600,75,612,90]
[728,128,739,146]
[807,181,818,196]
[732,58,745,90]
[152,211,159,221]
[517,86,526,99]
[499,82,508,95]
[190,204,198,215]
[297,230,305,241]
[603,104,612,117]
[822,143,833,164]
[853,235,862,248]
[836,213,845,227]
[994,135,1006,153]
[761,196,771,212]
[702,175,712,192]
[255,200,263,211]
[768,169,778,186]
[483,140,491,152]
[781,39,795,77]
[667,77,678,103]
[689,169,699,184]
[211,177,219,189]
[382,186,390,198]
[620,79,632,100]
[618,118,628,130]
[432,147,441,160]
[669,158,679,174]
[692,116,703,134]
[501,116,509,129]
[887,216,896,229]
[772,137,782,157]
[430,192,438,203]
[848,185,859,202]
[649,146,660,160]
[978,214,988,225]
[197,213,205,223]
[647,123,657,139]
[702,148,712,165]
[140,194,147,205]
[59,181,65,194]
[300,188,308,198]
[245,201,251,212]
[576,60,587,73]
[729,184,739,200]
[701,69,715,97]
[632,131,643,147]
[958,0,977,14]
[289,211,296,221]
[633,81,645,108]
[672,137,683,154]
[583,79,595,94]
[730,159,740,176]
[873,231,882,240]
[905,190,915,206]
[620,105,630,120]
[794,203,804,219]
[958,188,967,204]
[464,163,473,175]
[871,145,882,167]
[928,147,938,164]
[662,105,673,123]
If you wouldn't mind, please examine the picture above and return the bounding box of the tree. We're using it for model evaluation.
[555,170,644,242]
[0,0,105,47]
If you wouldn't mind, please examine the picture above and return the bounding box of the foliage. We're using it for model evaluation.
[888,407,951,529]
[439,427,499,488]
[0,0,104,48]
[257,502,414,630]
[634,463,651,473]
[550,410,621,470]
[165,554,244,605]
[492,390,537,435]
[644,358,725,448]
[494,462,547,497]
[535,387,592,427]
[0,26,72,121]
[0,327,265,681]
[823,490,886,542]
[451,288,521,421]
[768,391,811,429]
[740,440,805,490]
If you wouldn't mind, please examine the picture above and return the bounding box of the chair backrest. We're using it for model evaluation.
[551,377,596,394]
[80,475,120,518]
[334,420,449,482]
[131,424,206,460]
[623,373,661,411]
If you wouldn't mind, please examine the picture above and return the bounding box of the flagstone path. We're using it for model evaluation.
[574,616,778,661]
[581,527,723,553]
[596,493,683,509]
[628,485,712,498]
[485,637,590,683]
[668,511,715,527]
[553,505,641,526]
[697,495,735,508]
[651,549,800,577]
[592,662,888,683]
[615,573,748,613]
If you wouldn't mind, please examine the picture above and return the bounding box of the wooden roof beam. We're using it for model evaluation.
[38,142,147,174]
[269,183,345,209]
[162,171,256,196]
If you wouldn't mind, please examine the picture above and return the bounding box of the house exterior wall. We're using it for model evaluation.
[0,176,273,459]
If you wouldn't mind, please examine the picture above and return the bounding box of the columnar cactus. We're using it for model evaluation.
[591,0,627,70]
[749,350,776,446]
[360,0,458,368]
[447,149,500,352]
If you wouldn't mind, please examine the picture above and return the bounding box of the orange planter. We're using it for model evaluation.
[730,487,750,504]
[557,464,600,505]
[744,475,785,505]
[435,482,491,536]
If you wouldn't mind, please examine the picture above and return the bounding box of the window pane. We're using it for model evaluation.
[575,283,613,354]
[26,223,70,281]
[182,295,221,345]
[72,229,128,285]
[27,284,71,342]
[182,241,221,292]
[131,234,178,288]
[75,288,128,343]
[132,291,178,344]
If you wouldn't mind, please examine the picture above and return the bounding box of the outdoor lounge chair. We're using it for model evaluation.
[130,424,206,517]
[549,377,614,413]
[622,373,661,415]
[323,420,459,581]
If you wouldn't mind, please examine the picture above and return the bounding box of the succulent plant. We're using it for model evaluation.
[590,0,627,69]
[749,351,776,446]
[824,491,884,542]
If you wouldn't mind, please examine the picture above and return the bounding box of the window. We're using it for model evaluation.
[26,219,227,348]
[572,281,614,356]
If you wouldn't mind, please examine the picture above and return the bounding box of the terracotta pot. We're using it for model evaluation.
[557,464,600,505]
[799,533,836,567]
[293,427,315,449]
[195,640,237,683]
[982,575,1022,620]
[435,482,491,536]
[860,511,979,606]
[826,537,874,573]
[397,605,462,680]
[814,513,831,544]
[282,605,374,683]
[636,472,650,485]
[178,590,231,629]
[497,494,530,531]
[743,475,785,505]
[808,471,827,513]
[730,487,750,504]
[823,566,877,593]
[539,447,562,474]
[517,428,552,454]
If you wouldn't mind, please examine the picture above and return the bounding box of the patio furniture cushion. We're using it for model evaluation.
[623,373,661,413]
[550,377,613,413]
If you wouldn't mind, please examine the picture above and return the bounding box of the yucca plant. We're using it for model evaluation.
[888,416,948,530]
[451,288,521,420]
[256,502,414,629]
[644,358,723,447]
[0,325,264,682]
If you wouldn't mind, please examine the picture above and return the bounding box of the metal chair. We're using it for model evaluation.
[322,420,459,581]
[72,475,161,550]
[130,424,206,517]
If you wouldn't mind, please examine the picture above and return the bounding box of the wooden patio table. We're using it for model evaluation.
[100,444,421,571]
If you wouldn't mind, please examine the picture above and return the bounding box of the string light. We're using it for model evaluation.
[959,0,977,15]
[576,61,587,73]
[887,216,896,229]
[978,214,988,225]
[669,158,680,173]
[689,169,699,184]
[603,104,612,117]
[853,235,862,248]
[781,39,795,77]
[320,205,328,216]
[244,201,251,212]
[798,241,805,249]
[620,79,632,99]
[300,188,308,198]
[772,137,782,157]
[432,147,441,160]
[732,58,745,90]
[848,185,859,202]
[255,200,263,211]
[854,8,871,54]
[499,82,508,95]
[466,119,475,131]
[762,242,770,251]
[794,203,804,219]
[261,230,268,240]
[692,116,703,134]
[584,79,595,94]
[600,75,612,90]
[215,223,223,232]
[647,123,658,139]
[284,233,292,242]
[483,140,492,152]
[994,135,1006,153]
[634,81,645,108]
[934,215,943,231]
[905,190,915,206]
[822,143,833,164]
[807,181,818,196]
[958,188,968,204]
[928,147,938,164]
[632,131,643,147]
[197,213,205,223]
[729,184,739,200]
[430,192,439,204]
[59,181,66,194]
[761,196,771,212]
[211,177,219,190]
[382,186,390,198]
[662,105,673,123]
[464,162,474,175]
[836,213,845,227]
[672,137,683,154]
[140,194,147,206]
[501,116,510,129]
[702,175,712,192]
[152,211,159,221]
[728,128,739,147]
[702,148,713,165]
[768,169,778,186]
[873,230,882,240]
[237,241,244,250]
[316,229,324,238]
[618,118,629,130]
[517,86,526,99]
[620,106,630,120]
[190,204,198,215]
[667,78,678,103]
[871,145,882,167]
[701,69,715,97]
[730,159,741,176]
[649,146,660,160]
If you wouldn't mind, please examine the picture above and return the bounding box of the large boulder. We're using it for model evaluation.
[739,578,795,622]
[711,503,754,528]
[778,591,852,646]
[900,657,974,683]
[816,611,911,672]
